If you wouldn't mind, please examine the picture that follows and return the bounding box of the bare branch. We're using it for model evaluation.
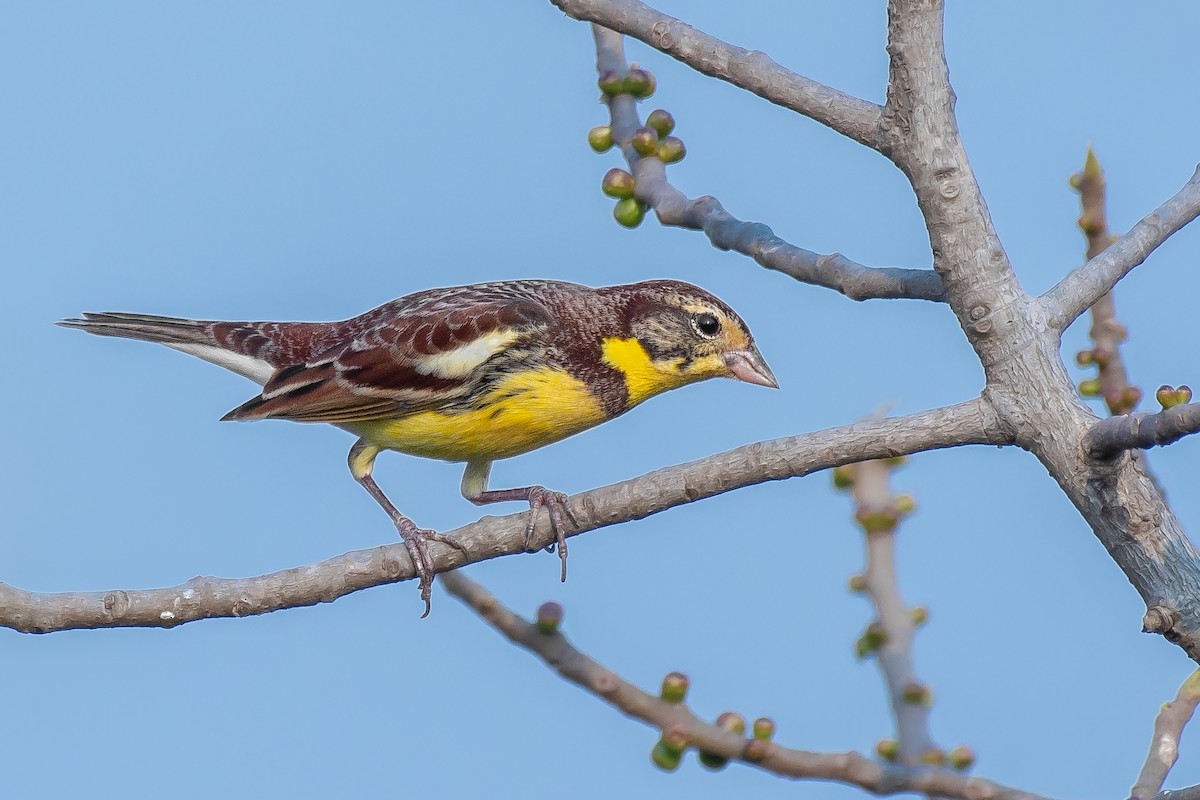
[1131,670,1200,800]
[554,0,883,147]
[1044,165,1200,330]
[443,570,1050,800]
[1089,403,1200,458]
[0,399,1002,634]
[591,27,945,303]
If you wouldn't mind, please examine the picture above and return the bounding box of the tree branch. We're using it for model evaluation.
[0,399,1001,634]
[843,459,939,764]
[442,570,1050,800]
[1044,165,1200,331]
[1131,670,1200,800]
[590,26,945,303]
[553,0,884,148]
[1088,403,1200,458]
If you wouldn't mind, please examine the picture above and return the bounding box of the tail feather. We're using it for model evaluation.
[58,311,277,386]
[57,312,211,346]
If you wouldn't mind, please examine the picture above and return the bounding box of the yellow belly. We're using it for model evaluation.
[344,366,608,462]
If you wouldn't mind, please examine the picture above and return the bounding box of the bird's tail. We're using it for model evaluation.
[57,312,211,345]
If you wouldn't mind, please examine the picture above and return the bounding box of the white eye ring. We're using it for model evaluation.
[691,312,721,338]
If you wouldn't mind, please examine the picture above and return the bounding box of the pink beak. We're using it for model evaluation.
[723,346,778,388]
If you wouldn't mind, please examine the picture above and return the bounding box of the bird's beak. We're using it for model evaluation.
[723,345,778,388]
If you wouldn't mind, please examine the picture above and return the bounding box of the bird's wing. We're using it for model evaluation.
[221,297,554,423]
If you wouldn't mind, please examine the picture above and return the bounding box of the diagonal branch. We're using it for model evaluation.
[591,26,945,303]
[554,0,884,148]
[1044,165,1200,331]
[442,569,1051,800]
[1131,670,1200,800]
[0,398,1002,634]
[1089,403,1200,459]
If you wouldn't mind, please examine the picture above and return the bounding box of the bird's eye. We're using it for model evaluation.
[691,312,721,338]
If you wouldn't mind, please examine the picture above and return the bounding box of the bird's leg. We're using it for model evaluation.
[349,439,467,617]
[460,460,578,582]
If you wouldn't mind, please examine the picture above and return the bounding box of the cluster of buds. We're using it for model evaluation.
[1156,384,1193,409]
[598,65,657,99]
[875,739,975,770]
[588,78,688,229]
[1075,341,1142,415]
[651,702,779,773]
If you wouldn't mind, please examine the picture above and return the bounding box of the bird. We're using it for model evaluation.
[60,279,777,615]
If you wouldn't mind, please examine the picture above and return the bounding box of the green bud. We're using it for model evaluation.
[894,494,916,515]
[630,126,659,157]
[1075,349,1095,366]
[624,67,656,98]
[911,605,929,625]
[1179,385,1194,404]
[855,507,898,534]
[535,601,563,634]
[598,70,624,96]
[1079,379,1101,397]
[1157,384,1177,408]
[660,671,690,704]
[921,748,947,766]
[697,750,729,771]
[743,738,771,762]
[1068,173,1084,191]
[875,738,899,762]
[751,717,776,741]
[651,740,683,772]
[587,125,613,153]
[847,573,868,593]
[902,681,933,706]
[947,745,975,770]
[832,465,855,489]
[656,136,686,164]
[646,108,675,137]
[601,167,636,199]
[856,621,887,659]
[612,197,647,228]
[715,711,746,736]
[1120,386,1142,413]
[661,724,690,753]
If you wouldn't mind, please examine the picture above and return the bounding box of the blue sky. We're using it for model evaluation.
[4,3,1200,798]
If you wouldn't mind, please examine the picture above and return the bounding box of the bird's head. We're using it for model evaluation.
[602,280,777,407]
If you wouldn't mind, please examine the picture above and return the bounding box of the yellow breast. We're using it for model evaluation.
[345,366,607,462]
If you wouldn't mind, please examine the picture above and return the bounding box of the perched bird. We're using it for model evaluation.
[61,279,776,614]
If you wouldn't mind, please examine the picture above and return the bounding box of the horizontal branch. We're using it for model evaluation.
[1043,165,1200,330]
[1088,403,1200,458]
[443,570,1051,800]
[0,398,1001,634]
[555,0,884,148]
[592,27,944,303]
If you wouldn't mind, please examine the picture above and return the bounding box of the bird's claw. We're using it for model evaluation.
[394,520,468,617]
[522,487,577,582]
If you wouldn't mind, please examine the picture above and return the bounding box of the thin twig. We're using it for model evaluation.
[1072,148,1141,415]
[1044,165,1200,330]
[844,460,938,764]
[442,569,1049,800]
[590,26,944,303]
[0,398,1003,633]
[554,0,883,147]
[1131,670,1200,800]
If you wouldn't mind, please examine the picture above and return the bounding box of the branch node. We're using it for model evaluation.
[1145,605,1182,635]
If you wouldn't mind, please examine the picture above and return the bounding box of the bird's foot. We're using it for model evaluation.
[394,518,469,618]
[522,487,579,582]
